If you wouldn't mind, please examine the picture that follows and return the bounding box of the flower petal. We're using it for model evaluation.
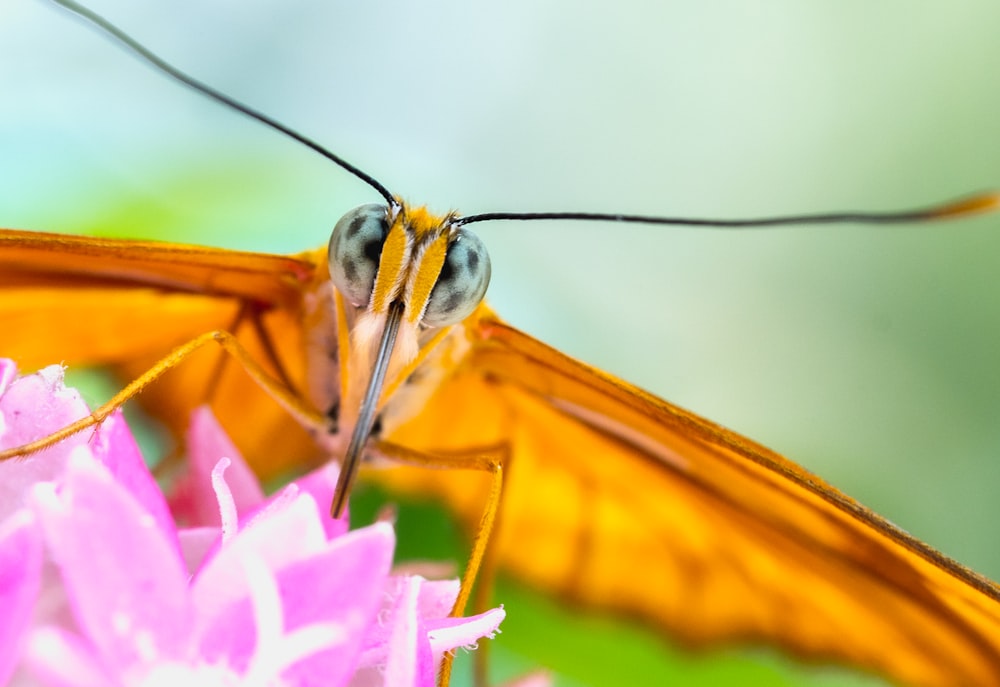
[191,492,328,621]
[416,579,460,620]
[195,522,396,686]
[32,450,193,672]
[90,409,177,552]
[359,577,504,683]
[177,526,222,575]
[383,578,435,687]
[0,511,43,684]
[0,363,169,550]
[23,626,114,687]
[0,358,16,395]
[0,364,89,451]
[275,523,397,686]
[232,462,349,545]
[0,364,90,521]
[426,607,506,657]
[358,577,457,667]
[170,407,265,527]
[291,462,349,540]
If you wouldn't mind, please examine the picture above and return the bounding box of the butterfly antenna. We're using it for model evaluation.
[458,191,1000,228]
[48,1,998,230]
[47,0,395,206]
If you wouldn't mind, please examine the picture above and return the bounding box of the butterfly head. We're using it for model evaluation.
[328,201,491,352]
[326,200,491,516]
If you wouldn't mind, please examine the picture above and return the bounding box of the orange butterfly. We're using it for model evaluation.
[4,2,1000,686]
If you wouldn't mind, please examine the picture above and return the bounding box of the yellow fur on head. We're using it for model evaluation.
[368,217,410,315]
[403,232,449,326]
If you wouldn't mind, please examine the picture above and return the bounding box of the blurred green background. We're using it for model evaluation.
[2,0,1000,684]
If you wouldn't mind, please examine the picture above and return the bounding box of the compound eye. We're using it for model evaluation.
[328,204,389,307]
[423,228,491,327]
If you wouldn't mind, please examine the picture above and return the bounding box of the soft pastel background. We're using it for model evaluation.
[2,1,1000,685]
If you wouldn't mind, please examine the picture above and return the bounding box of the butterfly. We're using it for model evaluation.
[5,1,1000,687]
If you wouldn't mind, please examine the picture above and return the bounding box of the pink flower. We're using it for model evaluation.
[0,511,42,686]
[0,360,504,686]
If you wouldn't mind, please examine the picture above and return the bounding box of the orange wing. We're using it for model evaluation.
[0,228,325,476]
[6,229,1000,685]
[381,304,1000,687]
[0,228,314,365]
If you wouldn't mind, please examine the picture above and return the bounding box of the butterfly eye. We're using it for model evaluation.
[423,229,491,327]
[328,203,390,307]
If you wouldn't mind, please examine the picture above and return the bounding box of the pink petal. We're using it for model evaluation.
[32,451,194,672]
[416,579,460,619]
[0,365,91,521]
[195,523,396,686]
[0,359,16,395]
[358,577,458,667]
[23,626,114,687]
[0,511,43,685]
[360,577,500,684]
[191,493,328,620]
[277,523,397,686]
[231,462,349,546]
[0,365,89,450]
[413,630,435,687]
[170,407,265,527]
[0,364,168,548]
[90,410,178,553]
[177,527,222,575]
[426,607,506,657]
[383,578,435,687]
[291,462,349,540]
[192,408,262,507]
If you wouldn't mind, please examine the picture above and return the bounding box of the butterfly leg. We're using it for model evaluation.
[203,299,300,403]
[0,329,331,462]
[146,301,303,480]
[375,438,510,687]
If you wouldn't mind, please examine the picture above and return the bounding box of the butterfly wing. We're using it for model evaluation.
[8,229,1000,683]
[380,304,1000,687]
[0,228,315,364]
[0,228,324,475]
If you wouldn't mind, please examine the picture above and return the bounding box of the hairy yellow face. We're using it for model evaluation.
[327,201,491,358]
